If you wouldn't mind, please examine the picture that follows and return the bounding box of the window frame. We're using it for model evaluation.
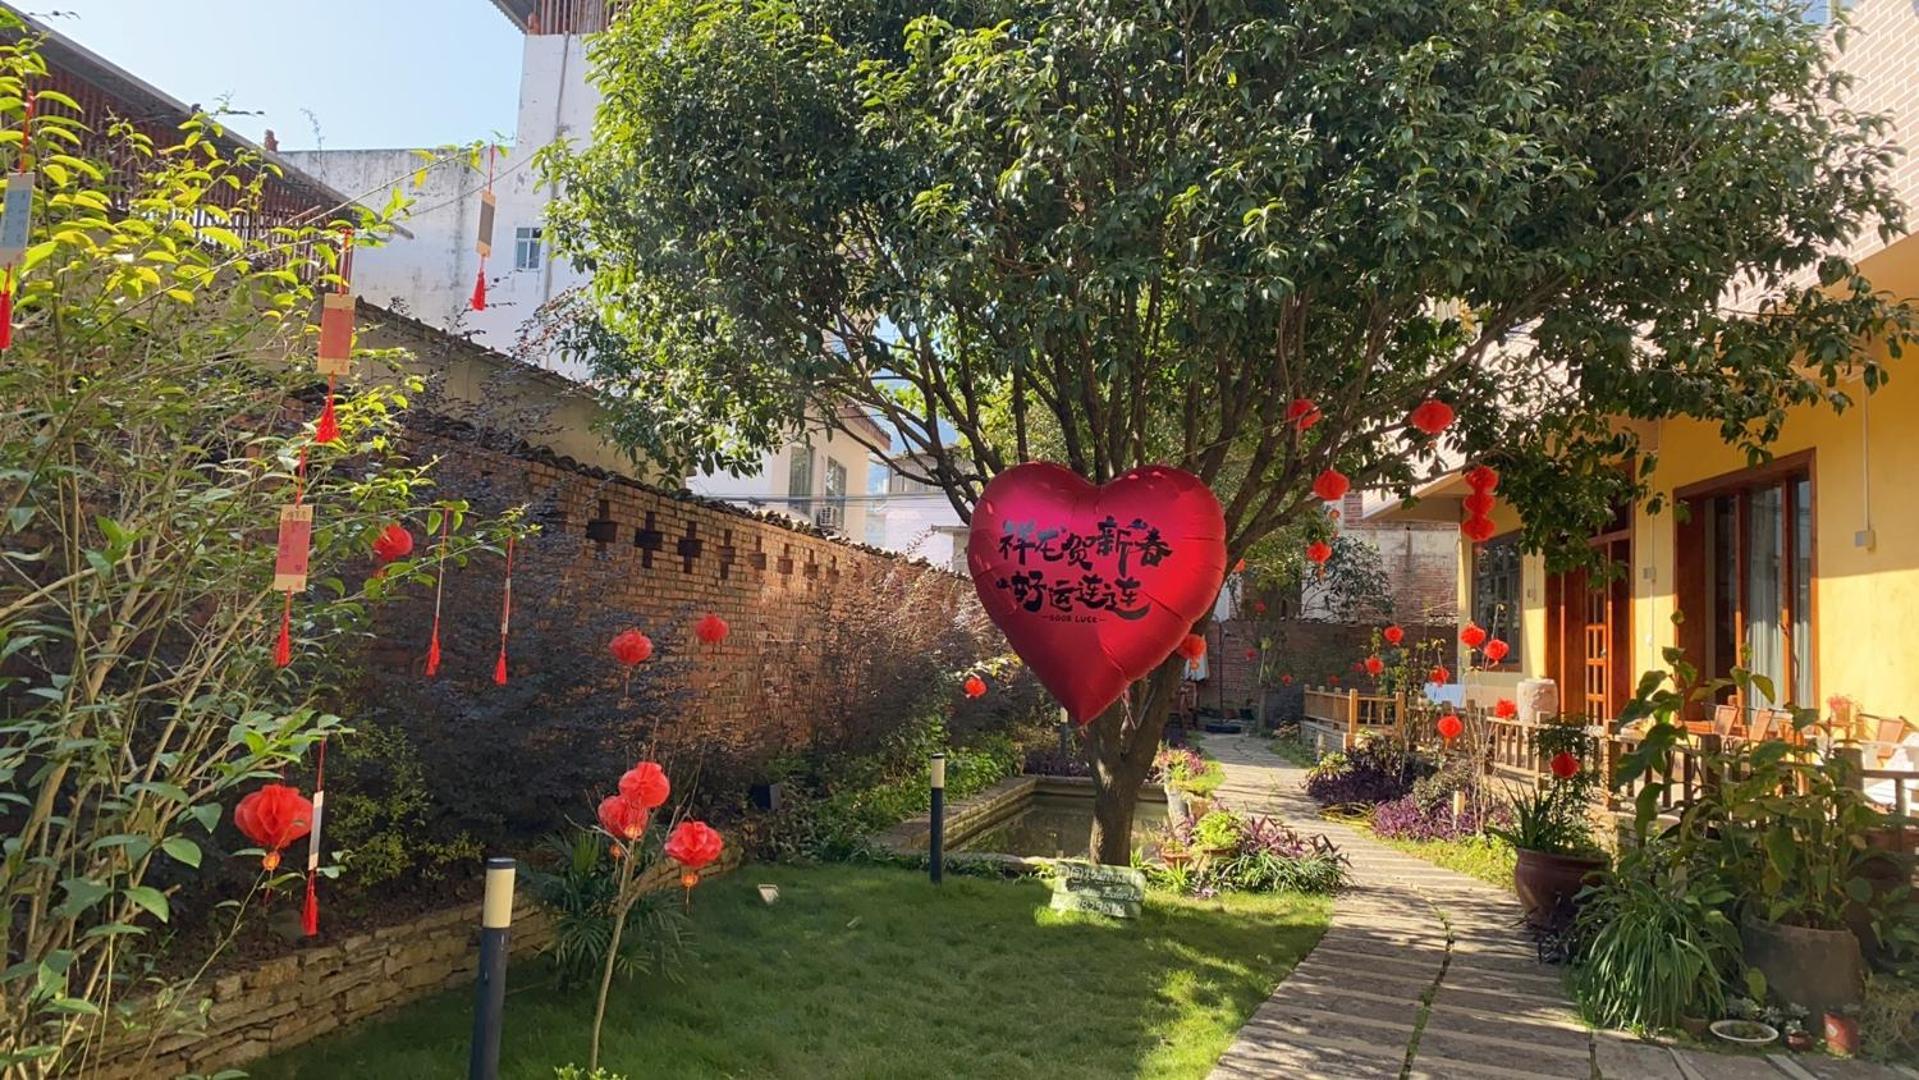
[513,226,544,271]
[1470,533,1524,671]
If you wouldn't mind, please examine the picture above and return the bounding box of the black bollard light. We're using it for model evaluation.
[467,856,515,1080]
[929,753,946,885]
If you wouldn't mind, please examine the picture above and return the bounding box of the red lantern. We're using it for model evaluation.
[665,820,724,873]
[596,794,650,841]
[1253,600,1268,615]
[1306,540,1333,566]
[694,612,730,647]
[609,629,653,666]
[234,784,314,872]
[1233,558,1247,574]
[1176,633,1207,661]
[1280,673,1294,686]
[1436,712,1464,742]
[1409,399,1455,437]
[1382,624,1405,646]
[1428,665,1450,686]
[371,523,413,565]
[1549,751,1581,780]
[1286,397,1321,431]
[1312,468,1350,503]
[1244,647,1258,661]
[963,674,987,699]
[1460,623,1488,650]
[1461,516,1496,544]
[618,761,670,809]
[1483,638,1510,664]
[1465,464,1500,493]
[1364,655,1384,677]
[1494,698,1518,719]
[1328,674,1340,686]
[1462,490,1494,517]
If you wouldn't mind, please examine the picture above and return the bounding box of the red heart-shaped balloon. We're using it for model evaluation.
[967,462,1228,723]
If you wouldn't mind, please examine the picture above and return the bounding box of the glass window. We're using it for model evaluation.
[787,446,813,517]
[825,458,847,498]
[1471,535,1523,668]
[513,226,543,271]
[1689,470,1814,713]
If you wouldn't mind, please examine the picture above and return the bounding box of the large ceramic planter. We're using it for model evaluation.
[1743,918,1863,1017]
[1162,784,1189,824]
[1512,848,1605,926]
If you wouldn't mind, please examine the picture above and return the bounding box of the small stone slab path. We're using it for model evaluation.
[1196,734,1918,1080]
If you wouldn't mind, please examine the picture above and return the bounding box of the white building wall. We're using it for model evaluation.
[688,428,881,543]
[283,33,596,378]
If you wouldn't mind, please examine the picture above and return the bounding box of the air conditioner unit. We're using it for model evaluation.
[814,502,846,533]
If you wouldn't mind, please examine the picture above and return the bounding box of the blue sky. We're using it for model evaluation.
[39,1,524,150]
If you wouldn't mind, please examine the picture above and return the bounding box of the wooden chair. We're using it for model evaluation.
[1744,708,1776,742]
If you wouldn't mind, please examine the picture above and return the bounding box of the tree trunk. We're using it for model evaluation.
[1086,658,1188,864]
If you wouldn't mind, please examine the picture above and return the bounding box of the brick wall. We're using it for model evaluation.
[1832,0,1918,268]
[95,852,740,1080]
[353,422,995,847]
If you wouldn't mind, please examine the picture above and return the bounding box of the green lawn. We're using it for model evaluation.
[1266,734,1319,768]
[253,864,1328,1080]
[1363,829,1516,890]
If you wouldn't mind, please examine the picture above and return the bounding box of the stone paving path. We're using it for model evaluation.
[1196,734,1918,1080]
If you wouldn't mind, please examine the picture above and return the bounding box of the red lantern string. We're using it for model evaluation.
[424,509,450,677]
[301,738,326,936]
[1409,399,1455,437]
[470,146,496,311]
[1286,397,1321,431]
[0,93,36,353]
[1312,468,1350,504]
[493,535,514,685]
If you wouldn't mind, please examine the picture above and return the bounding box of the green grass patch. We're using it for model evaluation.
[1266,734,1319,768]
[1362,828,1516,890]
[253,864,1329,1080]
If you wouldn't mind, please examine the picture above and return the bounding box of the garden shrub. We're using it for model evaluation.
[1372,758,1509,842]
[326,721,483,898]
[1304,739,1434,809]
[525,829,693,990]
[1860,974,1919,1062]
[1570,843,1741,1031]
[1151,812,1349,897]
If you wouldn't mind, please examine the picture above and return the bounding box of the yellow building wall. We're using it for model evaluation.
[1470,233,1919,721]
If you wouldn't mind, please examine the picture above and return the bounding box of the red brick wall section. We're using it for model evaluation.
[1202,618,1455,722]
[352,424,998,846]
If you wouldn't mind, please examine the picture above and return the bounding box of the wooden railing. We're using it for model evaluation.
[1402,705,1919,853]
[1299,686,1407,754]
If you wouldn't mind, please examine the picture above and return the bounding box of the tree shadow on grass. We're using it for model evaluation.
[249,864,1328,1080]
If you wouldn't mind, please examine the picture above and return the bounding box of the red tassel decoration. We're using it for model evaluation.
[314,384,339,444]
[470,146,495,313]
[493,535,513,686]
[424,509,449,677]
[301,739,326,937]
[470,268,487,312]
[273,592,293,668]
[0,270,14,352]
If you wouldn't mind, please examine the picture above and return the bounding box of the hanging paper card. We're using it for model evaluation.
[273,504,314,592]
[0,173,35,265]
[316,293,354,375]
[305,788,325,872]
[475,189,496,258]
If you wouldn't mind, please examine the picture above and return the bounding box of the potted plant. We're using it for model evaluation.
[1193,810,1242,858]
[1490,723,1606,926]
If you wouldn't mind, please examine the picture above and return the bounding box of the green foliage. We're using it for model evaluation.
[525,830,693,991]
[1487,721,1601,855]
[0,29,513,1070]
[1369,832,1516,891]
[1571,842,1742,1031]
[1191,811,1241,853]
[553,1068,628,1080]
[1615,665,1896,932]
[1153,745,1224,797]
[325,722,482,893]
[1859,974,1919,1062]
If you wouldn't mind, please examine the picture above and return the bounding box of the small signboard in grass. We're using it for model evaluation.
[1048,860,1147,919]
